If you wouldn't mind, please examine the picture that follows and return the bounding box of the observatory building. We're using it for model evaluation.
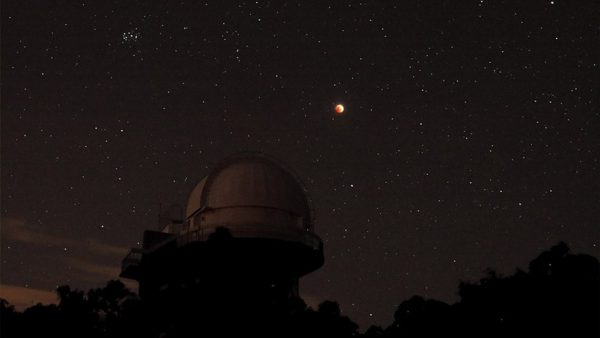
[120,153,324,304]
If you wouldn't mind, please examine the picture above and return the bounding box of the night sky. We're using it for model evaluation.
[1,0,598,329]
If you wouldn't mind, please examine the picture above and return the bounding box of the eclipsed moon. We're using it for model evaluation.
[335,104,344,114]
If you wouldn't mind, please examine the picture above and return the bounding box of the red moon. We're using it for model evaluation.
[335,104,344,114]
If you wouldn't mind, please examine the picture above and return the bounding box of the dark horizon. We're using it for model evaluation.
[2,241,599,337]
[2,0,598,329]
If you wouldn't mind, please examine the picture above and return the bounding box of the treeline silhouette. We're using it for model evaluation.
[1,242,598,337]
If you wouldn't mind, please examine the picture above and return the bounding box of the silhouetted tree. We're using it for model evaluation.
[86,280,139,337]
[20,303,62,337]
[1,242,598,338]
[385,296,452,337]
[208,226,234,241]
[453,242,599,337]
[0,298,20,338]
[363,325,385,337]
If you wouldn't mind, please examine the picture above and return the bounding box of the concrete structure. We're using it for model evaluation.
[120,153,323,302]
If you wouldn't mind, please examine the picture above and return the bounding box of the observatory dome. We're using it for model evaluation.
[121,153,324,290]
[183,153,315,244]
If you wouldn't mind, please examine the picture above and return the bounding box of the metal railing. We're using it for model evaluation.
[121,248,143,271]
[176,225,323,251]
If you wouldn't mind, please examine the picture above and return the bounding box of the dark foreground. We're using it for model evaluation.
[2,242,598,338]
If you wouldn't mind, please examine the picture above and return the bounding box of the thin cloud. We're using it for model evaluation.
[0,284,58,311]
[2,217,134,292]
[2,217,128,258]
[63,256,122,281]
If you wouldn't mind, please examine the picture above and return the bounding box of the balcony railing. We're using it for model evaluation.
[121,248,143,271]
[176,225,323,252]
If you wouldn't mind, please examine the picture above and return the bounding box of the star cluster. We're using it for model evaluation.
[2,0,598,328]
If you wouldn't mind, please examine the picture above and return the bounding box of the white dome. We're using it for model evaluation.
[186,176,207,218]
[185,154,313,232]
